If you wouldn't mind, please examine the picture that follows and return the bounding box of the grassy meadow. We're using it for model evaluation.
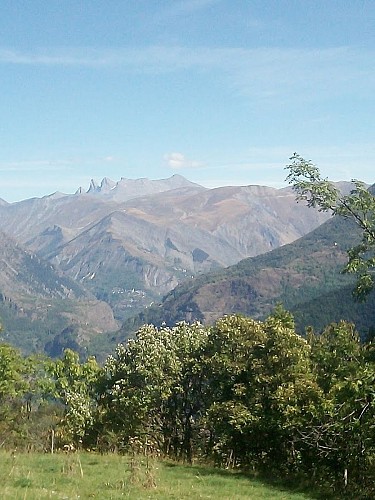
[0,451,317,499]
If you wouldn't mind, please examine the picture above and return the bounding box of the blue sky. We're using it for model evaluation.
[0,0,374,201]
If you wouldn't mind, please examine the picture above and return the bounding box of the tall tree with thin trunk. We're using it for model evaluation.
[285,153,375,300]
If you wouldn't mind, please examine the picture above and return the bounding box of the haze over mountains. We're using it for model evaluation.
[0,174,363,354]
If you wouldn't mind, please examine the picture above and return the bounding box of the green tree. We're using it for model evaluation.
[205,312,322,469]
[48,349,100,447]
[307,321,362,394]
[205,314,268,466]
[303,322,375,491]
[0,343,32,447]
[0,344,28,403]
[100,322,209,460]
[285,153,375,300]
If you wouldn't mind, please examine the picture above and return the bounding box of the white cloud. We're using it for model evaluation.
[164,152,204,169]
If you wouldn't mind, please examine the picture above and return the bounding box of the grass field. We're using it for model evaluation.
[0,451,317,499]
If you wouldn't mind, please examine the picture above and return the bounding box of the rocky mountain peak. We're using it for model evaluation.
[87,179,100,193]
[100,177,116,192]
[81,174,205,202]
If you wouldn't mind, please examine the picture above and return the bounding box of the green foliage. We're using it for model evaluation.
[205,314,321,469]
[0,344,28,401]
[307,321,362,394]
[2,309,375,496]
[100,322,209,461]
[47,349,100,446]
[0,346,64,451]
[285,153,340,212]
[286,153,375,300]
[302,322,375,491]
[100,313,375,495]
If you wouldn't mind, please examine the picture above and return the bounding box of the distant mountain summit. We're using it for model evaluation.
[82,174,205,201]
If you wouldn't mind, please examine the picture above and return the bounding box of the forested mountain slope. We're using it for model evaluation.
[119,215,375,340]
[0,230,118,353]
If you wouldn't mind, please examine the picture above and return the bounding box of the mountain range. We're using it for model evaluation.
[0,174,367,355]
[119,214,375,343]
[0,175,332,320]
